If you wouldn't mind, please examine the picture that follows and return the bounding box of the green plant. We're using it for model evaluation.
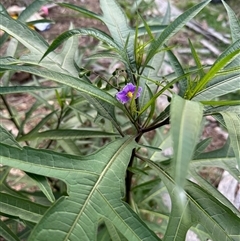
[0,0,240,240]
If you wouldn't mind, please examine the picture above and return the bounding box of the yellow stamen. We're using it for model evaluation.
[11,15,18,19]
[127,92,133,98]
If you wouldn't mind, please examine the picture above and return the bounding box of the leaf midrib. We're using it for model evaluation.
[147,160,234,240]
[63,137,133,241]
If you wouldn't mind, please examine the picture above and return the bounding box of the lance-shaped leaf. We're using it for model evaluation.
[0,10,69,74]
[221,112,240,169]
[170,95,203,188]
[0,86,60,95]
[185,180,240,241]
[59,0,135,71]
[17,0,49,22]
[222,0,240,43]
[40,28,121,62]
[191,139,239,181]
[0,125,22,149]
[145,159,240,241]
[191,38,240,100]
[0,219,21,241]
[193,73,240,101]
[0,193,48,223]
[0,11,48,57]
[222,0,240,68]
[100,0,135,68]
[0,62,123,110]
[82,94,123,135]
[190,138,240,215]
[0,137,159,241]
[167,47,187,97]
[17,129,120,142]
[57,23,79,77]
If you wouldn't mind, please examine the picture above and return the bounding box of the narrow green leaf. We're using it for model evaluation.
[188,39,205,78]
[138,14,154,40]
[0,5,9,46]
[137,144,162,152]
[0,86,60,95]
[58,139,83,156]
[143,160,191,241]
[0,32,9,49]
[105,219,125,241]
[190,49,240,98]
[222,0,240,42]
[193,73,240,101]
[100,0,135,67]
[170,95,203,188]
[0,12,70,74]
[193,137,212,158]
[82,94,123,135]
[0,64,123,110]
[221,0,240,76]
[139,51,165,112]
[144,158,240,241]
[0,126,22,149]
[161,1,171,25]
[17,111,57,142]
[57,23,79,76]
[19,100,55,140]
[201,100,240,106]
[185,180,240,241]
[40,28,120,62]
[0,193,47,223]
[18,129,120,141]
[0,4,9,16]
[204,105,240,116]
[166,47,187,97]
[221,112,240,169]
[137,25,167,36]
[189,167,240,216]
[215,38,240,66]
[0,219,20,241]
[0,12,48,56]
[26,173,55,203]
[58,3,103,22]
[87,52,121,61]
[18,0,49,22]
[192,139,239,181]
[150,134,172,163]
[139,69,199,116]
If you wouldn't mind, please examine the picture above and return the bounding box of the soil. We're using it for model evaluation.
[2,0,105,43]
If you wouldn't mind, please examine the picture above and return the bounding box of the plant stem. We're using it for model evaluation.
[46,107,64,149]
[125,149,135,204]
[142,117,169,134]
[125,133,142,204]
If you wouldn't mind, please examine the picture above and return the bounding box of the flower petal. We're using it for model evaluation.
[116,91,129,103]
[116,83,142,103]
[123,83,136,93]
[136,86,142,98]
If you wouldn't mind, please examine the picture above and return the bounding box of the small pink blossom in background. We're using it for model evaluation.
[116,83,142,104]
[40,6,49,16]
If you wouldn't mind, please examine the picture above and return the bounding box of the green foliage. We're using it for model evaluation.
[0,0,240,240]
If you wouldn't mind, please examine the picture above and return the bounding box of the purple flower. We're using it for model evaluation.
[116,83,142,104]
